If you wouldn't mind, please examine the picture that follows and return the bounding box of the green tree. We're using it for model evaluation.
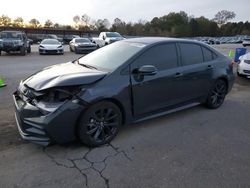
[44,19,53,28]
[12,17,24,27]
[29,18,40,28]
[0,15,12,26]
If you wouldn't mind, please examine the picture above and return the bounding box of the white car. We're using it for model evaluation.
[237,52,250,77]
[39,39,64,55]
[242,39,250,47]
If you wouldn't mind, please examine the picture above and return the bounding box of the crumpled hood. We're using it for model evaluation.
[23,62,107,91]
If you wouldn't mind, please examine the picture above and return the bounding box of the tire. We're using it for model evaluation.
[75,47,78,54]
[237,71,243,77]
[20,46,26,56]
[70,46,73,52]
[27,46,31,53]
[0,51,1,56]
[206,79,227,109]
[78,101,122,147]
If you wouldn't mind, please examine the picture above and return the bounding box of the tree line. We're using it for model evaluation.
[0,10,249,37]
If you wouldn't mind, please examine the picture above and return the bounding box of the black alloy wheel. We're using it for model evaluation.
[206,79,227,109]
[78,101,122,147]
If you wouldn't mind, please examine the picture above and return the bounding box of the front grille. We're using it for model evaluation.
[3,41,14,47]
[45,50,57,53]
[243,70,250,74]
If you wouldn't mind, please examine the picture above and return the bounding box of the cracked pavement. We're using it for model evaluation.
[42,144,132,188]
[1,44,250,188]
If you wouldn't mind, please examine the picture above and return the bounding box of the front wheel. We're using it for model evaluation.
[20,46,26,56]
[206,79,227,109]
[27,46,31,53]
[77,101,122,147]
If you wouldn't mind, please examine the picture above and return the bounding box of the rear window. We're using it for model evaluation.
[179,43,203,66]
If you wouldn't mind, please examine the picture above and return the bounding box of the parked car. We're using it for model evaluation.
[242,39,250,47]
[63,35,80,44]
[237,52,250,77]
[69,38,98,54]
[39,39,64,55]
[92,32,125,46]
[13,37,234,147]
[0,30,31,56]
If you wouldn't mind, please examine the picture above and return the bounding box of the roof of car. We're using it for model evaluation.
[124,37,200,44]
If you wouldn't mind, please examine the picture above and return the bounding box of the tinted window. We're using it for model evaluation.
[75,38,90,43]
[202,47,214,62]
[132,43,178,71]
[41,39,60,45]
[179,43,203,66]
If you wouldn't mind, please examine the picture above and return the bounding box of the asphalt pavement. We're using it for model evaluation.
[0,44,250,188]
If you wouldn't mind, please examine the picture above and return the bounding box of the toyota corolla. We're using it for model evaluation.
[13,37,234,147]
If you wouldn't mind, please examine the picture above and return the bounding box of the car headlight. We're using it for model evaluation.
[57,45,62,48]
[75,43,79,46]
[244,60,250,64]
[39,45,45,48]
[16,40,23,46]
[32,87,82,115]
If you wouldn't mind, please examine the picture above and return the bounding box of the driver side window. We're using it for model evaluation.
[131,43,178,71]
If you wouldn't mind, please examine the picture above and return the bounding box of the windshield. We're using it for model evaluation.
[41,39,60,45]
[106,32,122,38]
[0,32,22,39]
[78,41,146,71]
[75,38,90,43]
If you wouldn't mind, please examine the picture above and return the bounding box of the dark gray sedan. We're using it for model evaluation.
[69,38,98,54]
[13,37,234,147]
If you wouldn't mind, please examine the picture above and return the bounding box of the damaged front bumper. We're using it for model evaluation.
[13,91,85,146]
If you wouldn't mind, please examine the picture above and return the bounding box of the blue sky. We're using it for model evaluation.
[0,0,249,24]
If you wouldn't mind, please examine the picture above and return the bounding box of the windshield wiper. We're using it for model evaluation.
[79,63,97,70]
[72,57,97,70]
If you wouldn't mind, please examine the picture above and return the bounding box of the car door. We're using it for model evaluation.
[176,42,213,102]
[130,43,180,117]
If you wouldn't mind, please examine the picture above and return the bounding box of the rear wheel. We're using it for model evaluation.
[206,79,227,109]
[0,51,1,56]
[78,101,122,147]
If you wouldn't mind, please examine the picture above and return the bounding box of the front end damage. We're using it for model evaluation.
[13,82,88,146]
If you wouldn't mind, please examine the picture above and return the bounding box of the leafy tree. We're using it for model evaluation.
[53,23,60,28]
[44,19,53,28]
[12,17,24,27]
[213,10,236,26]
[29,18,40,28]
[95,19,110,31]
[0,15,12,26]
[81,14,90,26]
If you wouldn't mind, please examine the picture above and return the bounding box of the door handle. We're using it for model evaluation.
[207,65,213,69]
[174,72,183,78]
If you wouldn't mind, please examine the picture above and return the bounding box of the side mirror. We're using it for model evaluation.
[135,65,158,76]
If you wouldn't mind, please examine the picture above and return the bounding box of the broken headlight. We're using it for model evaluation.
[33,87,82,115]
